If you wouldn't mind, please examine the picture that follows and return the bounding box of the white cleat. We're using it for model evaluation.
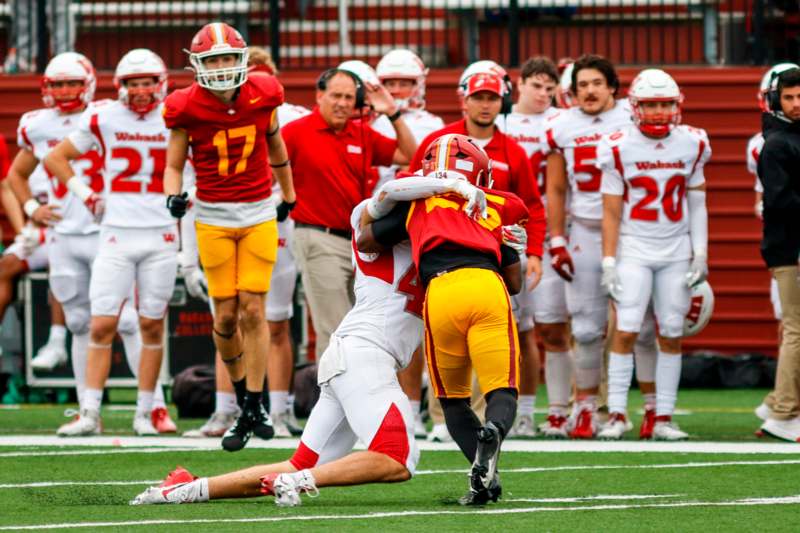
[508,414,537,438]
[653,420,689,441]
[598,413,630,440]
[133,412,159,436]
[754,403,771,422]
[426,423,453,443]
[413,413,427,439]
[760,416,800,443]
[57,408,101,437]
[183,410,239,438]
[270,412,292,438]
[261,472,319,507]
[539,415,569,439]
[30,343,68,371]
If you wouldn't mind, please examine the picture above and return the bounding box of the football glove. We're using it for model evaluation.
[685,253,708,288]
[549,236,575,282]
[276,200,296,222]
[501,224,527,255]
[167,192,189,219]
[84,192,105,223]
[180,262,208,302]
[450,179,487,219]
[601,256,623,302]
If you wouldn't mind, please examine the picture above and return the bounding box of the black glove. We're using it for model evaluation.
[276,200,296,222]
[166,192,189,219]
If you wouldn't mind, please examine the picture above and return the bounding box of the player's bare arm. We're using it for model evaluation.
[0,180,25,234]
[545,151,568,238]
[7,148,60,226]
[44,138,81,185]
[266,114,296,204]
[501,258,523,295]
[366,82,417,164]
[164,128,189,196]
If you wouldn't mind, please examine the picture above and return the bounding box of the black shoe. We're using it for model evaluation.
[470,422,501,492]
[221,411,253,452]
[248,403,275,441]
[458,473,502,506]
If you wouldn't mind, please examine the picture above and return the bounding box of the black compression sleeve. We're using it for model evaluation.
[371,202,411,247]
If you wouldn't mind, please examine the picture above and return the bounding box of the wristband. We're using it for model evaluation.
[550,236,568,248]
[387,109,402,122]
[66,176,93,202]
[269,160,290,168]
[601,256,616,269]
[23,199,41,218]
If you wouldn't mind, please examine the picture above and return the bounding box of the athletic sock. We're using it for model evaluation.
[517,395,536,418]
[47,325,67,347]
[634,338,658,384]
[485,388,518,438]
[655,351,682,417]
[167,478,209,504]
[574,338,603,390]
[82,388,104,412]
[441,398,482,462]
[152,385,167,409]
[545,350,573,414]
[216,392,239,415]
[607,352,634,416]
[409,400,421,416]
[136,390,154,417]
[244,390,263,414]
[269,391,289,417]
[233,378,247,409]
[642,393,656,411]
[71,333,89,409]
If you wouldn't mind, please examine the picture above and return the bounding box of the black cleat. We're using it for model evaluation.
[221,411,253,452]
[249,403,275,441]
[471,422,501,491]
[458,473,502,506]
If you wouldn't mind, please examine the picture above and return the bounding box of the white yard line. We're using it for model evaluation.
[0,480,159,489]
[504,494,684,503]
[1,435,799,454]
[3,495,800,530]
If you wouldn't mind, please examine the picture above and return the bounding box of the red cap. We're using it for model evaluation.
[464,72,504,97]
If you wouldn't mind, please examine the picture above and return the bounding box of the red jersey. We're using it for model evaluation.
[0,134,9,178]
[163,73,284,203]
[409,119,546,257]
[405,188,528,267]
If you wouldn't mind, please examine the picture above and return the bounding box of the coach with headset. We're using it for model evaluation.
[757,67,800,443]
[281,68,417,357]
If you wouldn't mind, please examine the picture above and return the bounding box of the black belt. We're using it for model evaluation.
[295,222,352,240]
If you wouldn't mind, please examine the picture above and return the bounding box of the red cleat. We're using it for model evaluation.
[639,408,656,440]
[569,408,596,439]
[152,407,177,434]
[160,466,197,488]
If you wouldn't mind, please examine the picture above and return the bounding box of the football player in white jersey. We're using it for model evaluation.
[182,48,309,439]
[7,52,160,433]
[131,174,486,506]
[496,56,565,437]
[544,54,659,439]
[44,49,179,436]
[371,48,445,438]
[598,69,711,440]
[0,154,69,370]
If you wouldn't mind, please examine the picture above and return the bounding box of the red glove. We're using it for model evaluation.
[84,192,105,222]
[549,236,574,282]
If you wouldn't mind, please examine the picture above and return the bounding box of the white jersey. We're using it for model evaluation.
[598,124,711,262]
[28,166,51,206]
[17,106,103,235]
[69,100,174,229]
[496,106,559,192]
[335,201,424,368]
[747,132,764,193]
[544,100,632,220]
[372,108,444,188]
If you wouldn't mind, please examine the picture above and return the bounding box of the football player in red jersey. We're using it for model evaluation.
[162,22,296,452]
[359,134,528,506]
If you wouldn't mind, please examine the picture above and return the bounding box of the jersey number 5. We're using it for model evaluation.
[573,145,602,192]
[212,125,256,177]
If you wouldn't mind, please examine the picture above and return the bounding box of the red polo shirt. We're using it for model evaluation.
[282,107,396,230]
[409,119,546,257]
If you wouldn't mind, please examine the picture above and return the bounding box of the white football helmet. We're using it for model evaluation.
[376,49,428,109]
[114,49,168,115]
[683,281,714,337]
[628,68,683,138]
[41,52,96,112]
[458,60,512,97]
[556,62,575,108]
[188,22,249,91]
[758,62,799,112]
[338,60,379,86]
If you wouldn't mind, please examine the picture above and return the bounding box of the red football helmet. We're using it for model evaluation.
[420,133,493,188]
[188,22,248,91]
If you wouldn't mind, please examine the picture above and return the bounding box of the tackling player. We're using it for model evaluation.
[162,22,296,451]
[131,171,486,507]
[598,69,711,440]
[7,52,161,434]
[361,134,529,505]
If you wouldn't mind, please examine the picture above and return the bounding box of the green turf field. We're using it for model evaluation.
[0,388,798,532]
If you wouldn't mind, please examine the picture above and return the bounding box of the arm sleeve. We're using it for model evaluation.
[371,202,410,247]
[510,144,545,258]
[687,189,708,256]
[369,129,398,167]
[759,138,800,214]
[67,109,97,154]
[688,130,711,188]
[500,244,521,267]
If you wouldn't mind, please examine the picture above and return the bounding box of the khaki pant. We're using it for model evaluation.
[765,266,800,420]
[292,227,354,358]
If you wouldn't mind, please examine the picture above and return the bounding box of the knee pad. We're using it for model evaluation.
[63,305,90,335]
[571,316,604,345]
[659,315,685,340]
[574,338,603,370]
[117,305,140,335]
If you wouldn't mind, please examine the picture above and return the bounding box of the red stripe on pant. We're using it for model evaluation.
[424,298,447,397]
[368,402,410,468]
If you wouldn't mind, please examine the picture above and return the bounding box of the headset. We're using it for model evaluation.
[316,68,365,109]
